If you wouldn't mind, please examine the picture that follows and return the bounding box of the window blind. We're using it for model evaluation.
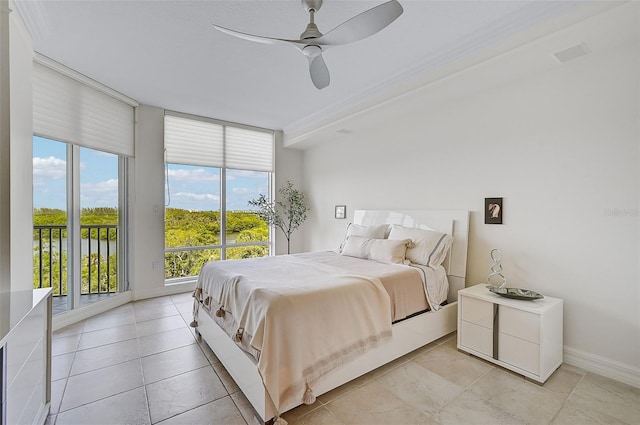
[164,115,224,167]
[32,60,135,157]
[225,126,274,172]
[164,112,273,172]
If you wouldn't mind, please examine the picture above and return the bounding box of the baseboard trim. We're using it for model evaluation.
[564,345,640,388]
[52,292,133,332]
[132,282,195,301]
[32,401,50,425]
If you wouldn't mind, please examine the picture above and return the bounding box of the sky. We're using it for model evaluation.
[33,136,269,211]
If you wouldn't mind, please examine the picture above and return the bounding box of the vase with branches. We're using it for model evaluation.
[248,181,310,254]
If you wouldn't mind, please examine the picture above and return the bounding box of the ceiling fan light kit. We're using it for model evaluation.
[212,0,403,90]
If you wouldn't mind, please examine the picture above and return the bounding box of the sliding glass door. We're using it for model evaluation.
[33,136,126,315]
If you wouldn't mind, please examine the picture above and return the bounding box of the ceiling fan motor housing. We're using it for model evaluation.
[302,0,323,13]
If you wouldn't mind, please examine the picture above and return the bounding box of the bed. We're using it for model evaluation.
[192,209,469,424]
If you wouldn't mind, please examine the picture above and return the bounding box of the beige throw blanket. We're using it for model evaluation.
[196,253,392,414]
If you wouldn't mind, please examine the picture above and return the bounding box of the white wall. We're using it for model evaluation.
[274,131,305,255]
[130,105,169,299]
[300,17,639,382]
[0,1,33,296]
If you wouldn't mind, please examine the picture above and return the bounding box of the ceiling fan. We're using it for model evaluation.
[212,0,403,90]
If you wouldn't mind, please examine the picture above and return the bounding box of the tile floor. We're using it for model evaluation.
[48,293,640,425]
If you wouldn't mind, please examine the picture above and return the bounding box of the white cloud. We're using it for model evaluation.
[33,156,66,184]
[167,168,219,183]
[173,192,220,202]
[80,179,118,206]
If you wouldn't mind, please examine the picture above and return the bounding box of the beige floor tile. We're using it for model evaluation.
[170,292,195,305]
[429,390,526,425]
[133,296,175,309]
[281,400,324,424]
[376,360,464,414]
[542,363,586,396]
[229,390,263,425]
[316,372,370,405]
[50,378,67,414]
[56,387,150,425]
[83,310,136,333]
[287,406,345,425]
[59,358,144,412]
[563,372,640,424]
[156,396,246,425]
[551,403,630,425]
[77,323,137,350]
[137,326,197,357]
[326,380,429,425]
[468,368,564,425]
[52,353,74,382]
[71,338,140,376]
[52,333,81,356]
[146,366,227,424]
[197,340,221,365]
[135,314,188,338]
[212,361,241,394]
[53,321,85,339]
[134,303,179,322]
[142,343,210,384]
[413,344,492,387]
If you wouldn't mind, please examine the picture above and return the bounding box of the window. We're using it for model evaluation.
[164,112,274,282]
[32,56,135,314]
[33,137,127,314]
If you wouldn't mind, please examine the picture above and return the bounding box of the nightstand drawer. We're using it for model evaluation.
[460,320,493,357]
[499,305,539,344]
[499,333,540,374]
[461,296,493,329]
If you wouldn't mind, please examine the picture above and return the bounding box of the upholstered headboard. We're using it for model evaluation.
[353,210,469,302]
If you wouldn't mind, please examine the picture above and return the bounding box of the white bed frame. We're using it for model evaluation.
[194,210,469,424]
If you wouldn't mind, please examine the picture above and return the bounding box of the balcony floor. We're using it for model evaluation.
[52,293,118,315]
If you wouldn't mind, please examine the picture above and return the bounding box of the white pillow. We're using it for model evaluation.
[341,235,411,264]
[387,225,452,267]
[338,223,388,252]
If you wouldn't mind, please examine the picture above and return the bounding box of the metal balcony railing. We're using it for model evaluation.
[33,224,118,297]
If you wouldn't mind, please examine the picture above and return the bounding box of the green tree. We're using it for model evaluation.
[248,181,309,254]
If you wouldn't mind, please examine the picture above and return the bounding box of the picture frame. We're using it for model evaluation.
[485,198,503,224]
[335,205,346,219]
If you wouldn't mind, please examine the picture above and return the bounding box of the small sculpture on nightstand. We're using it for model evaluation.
[487,248,507,289]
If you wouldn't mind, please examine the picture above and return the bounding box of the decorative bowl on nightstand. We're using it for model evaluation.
[487,286,544,300]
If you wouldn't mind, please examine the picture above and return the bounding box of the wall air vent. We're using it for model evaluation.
[553,43,590,63]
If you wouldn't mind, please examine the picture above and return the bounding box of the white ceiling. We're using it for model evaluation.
[14,0,618,144]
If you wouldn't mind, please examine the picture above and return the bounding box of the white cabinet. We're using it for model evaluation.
[457,284,563,383]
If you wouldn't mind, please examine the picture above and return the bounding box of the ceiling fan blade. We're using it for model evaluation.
[308,54,330,89]
[314,0,403,46]
[212,24,306,49]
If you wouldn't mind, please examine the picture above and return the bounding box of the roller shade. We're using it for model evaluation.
[33,61,135,157]
[164,113,273,172]
[225,126,274,172]
[164,115,224,167]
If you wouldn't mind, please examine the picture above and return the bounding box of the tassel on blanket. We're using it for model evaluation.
[215,307,225,318]
[204,296,211,307]
[302,384,316,405]
[273,417,288,425]
[233,328,244,342]
[191,295,200,328]
[193,287,202,300]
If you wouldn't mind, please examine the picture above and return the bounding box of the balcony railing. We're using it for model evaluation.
[33,224,118,297]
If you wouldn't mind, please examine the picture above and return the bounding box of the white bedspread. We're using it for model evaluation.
[195,253,393,414]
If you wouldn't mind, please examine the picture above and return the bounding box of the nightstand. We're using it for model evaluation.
[457,283,563,383]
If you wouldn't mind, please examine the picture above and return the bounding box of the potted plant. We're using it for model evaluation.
[248,181,309,254]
